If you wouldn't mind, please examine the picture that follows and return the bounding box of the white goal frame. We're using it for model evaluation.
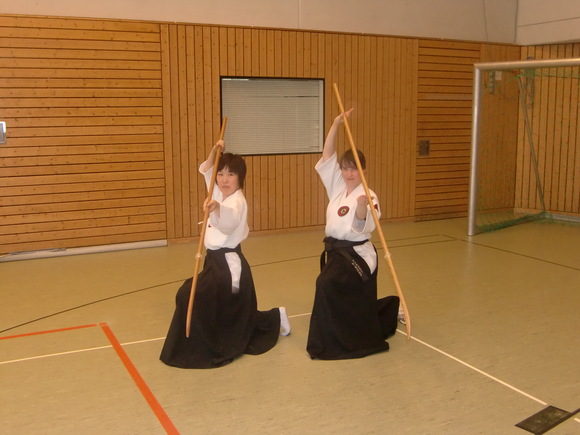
[468,57,580,236]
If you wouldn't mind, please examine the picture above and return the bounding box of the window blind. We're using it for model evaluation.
[221,78,324,155]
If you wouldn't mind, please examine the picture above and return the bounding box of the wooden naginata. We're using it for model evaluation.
[185,118,227,337]
[332,83,412,339]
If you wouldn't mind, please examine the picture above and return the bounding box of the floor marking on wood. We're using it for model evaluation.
[0,323,98,340]
[100,322,179,434]
[0,345,113,365]
[396,329,548,405]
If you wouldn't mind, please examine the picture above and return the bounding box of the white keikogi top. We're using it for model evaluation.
[199,162,249,289]
[315,152,380,273]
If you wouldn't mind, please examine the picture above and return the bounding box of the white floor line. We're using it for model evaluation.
[400,330,580,425]
[4,318,579,426]
[0,345,113,365]
[396,329,548,405]
[123,337,165,345]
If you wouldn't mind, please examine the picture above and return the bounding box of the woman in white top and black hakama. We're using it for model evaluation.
[160,141,290,369]
[307,110,400,360]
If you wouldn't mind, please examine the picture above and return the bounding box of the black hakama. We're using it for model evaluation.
[306,237,400,360]
[160,246,280,369]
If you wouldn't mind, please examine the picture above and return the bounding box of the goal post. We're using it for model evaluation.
[468,57,580,236]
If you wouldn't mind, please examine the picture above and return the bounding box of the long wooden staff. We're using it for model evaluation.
[185,118,227,337]
[332,83,412,339]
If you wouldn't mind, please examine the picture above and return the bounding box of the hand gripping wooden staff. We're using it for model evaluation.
[332,83,412,339]
[185,117,227,337]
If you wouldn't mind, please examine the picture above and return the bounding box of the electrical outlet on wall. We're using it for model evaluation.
[418,139,430,156]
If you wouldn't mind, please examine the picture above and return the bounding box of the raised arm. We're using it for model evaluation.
[322,109,353,162]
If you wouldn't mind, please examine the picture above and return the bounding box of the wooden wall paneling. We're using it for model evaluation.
[396,39,406,216]
[363,36,373,197]
[531,46,545,211]
[286,33,296,228]
[364,36,373,168]
[526,45,542,211]
[275,31,284,230]
[275,155,284,229]
[302,34,313,228]
[352,33,360,148]
[178,25,190,238]
[393,38,403,217]
[551,45,564,211]
[302,32,312,229]
[516,45,538,212]
[558,44,573,211]
[251,28,260,76]
[288,154,297,228]
[546,44,563,212]
[0,16,165,254]
[202,26,214,183]
[368,36,377,213]
[281,155,290,228]
[258,29,267,76]
[551,45,562,211]
[373,37,384,218]
[191,26,204,238]
[526,43,580,213]
[304,31,312,78]
[543,46,557,210]
[296,31,304,78]
[296,154,305,228]
[7,15,577,254]
[192,26,206,237]
[260,155,270,231]
[315,33,330,227]
[556,43,579,214]
[266,155,275,230]
[250,29,262,231]
[516,42,580,216]
[408,38,420,218]
[569,45,580,214]
[383,37,396,218]
[475,44,521,214]
[536,46,551,211]
[266,29,275,76]
[514,47,526,212]
[516,45,535,211]
[384,38,395,219]
[162,24,177,239]
[415,39,481,220]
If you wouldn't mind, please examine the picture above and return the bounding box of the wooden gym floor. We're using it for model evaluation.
[1,217,579,434]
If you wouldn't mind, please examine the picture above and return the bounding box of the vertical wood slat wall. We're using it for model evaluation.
[0,16,166,254]
[476,44,522,212]
[516,43,580,215]
[160,26,418,240]
[415,40,482,220]
[1,13,579,255]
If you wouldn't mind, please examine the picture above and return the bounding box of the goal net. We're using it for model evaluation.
[468,57,580,235]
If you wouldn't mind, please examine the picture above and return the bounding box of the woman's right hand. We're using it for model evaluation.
[334,108,353,125]
[204,198,220,214]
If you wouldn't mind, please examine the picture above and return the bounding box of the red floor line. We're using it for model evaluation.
[99,322,179,435]
[0,323,98,340]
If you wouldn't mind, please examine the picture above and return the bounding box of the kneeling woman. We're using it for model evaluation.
[307,110,399,360]
[160,140,290,369]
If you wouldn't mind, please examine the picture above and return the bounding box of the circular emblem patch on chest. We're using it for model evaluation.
[337,206,350,216]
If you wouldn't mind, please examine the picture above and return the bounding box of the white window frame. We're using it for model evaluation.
[220,77,324,155]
